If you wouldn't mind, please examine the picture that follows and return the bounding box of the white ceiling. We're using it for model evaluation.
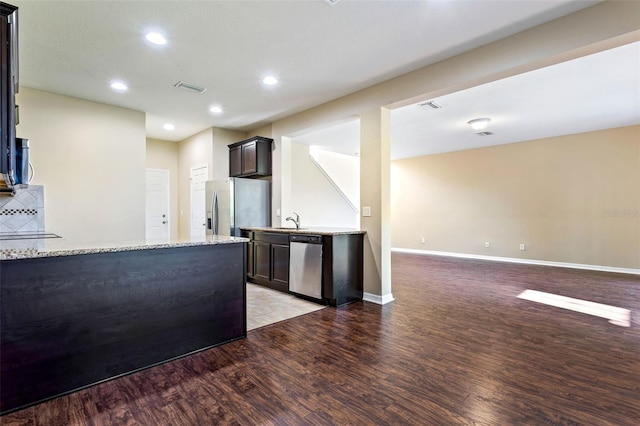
[294,41,640,159]
[13,0,600,142]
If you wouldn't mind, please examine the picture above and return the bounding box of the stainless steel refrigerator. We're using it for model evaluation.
[205,178,270,237]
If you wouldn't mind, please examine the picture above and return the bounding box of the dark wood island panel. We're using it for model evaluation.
[0,242,246,414]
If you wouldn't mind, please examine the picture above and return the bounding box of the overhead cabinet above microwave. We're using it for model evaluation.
[228,136,272,178]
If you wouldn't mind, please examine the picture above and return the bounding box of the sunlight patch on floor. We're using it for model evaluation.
[517,289,631,327]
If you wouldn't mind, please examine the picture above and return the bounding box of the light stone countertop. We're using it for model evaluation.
[0,234,248,261]
[241,227,366,236]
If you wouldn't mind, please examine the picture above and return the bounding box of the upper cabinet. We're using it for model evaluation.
[228,136,272,178]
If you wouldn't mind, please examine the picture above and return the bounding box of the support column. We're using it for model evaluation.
[360,107,393,304]
[278,136,293,227]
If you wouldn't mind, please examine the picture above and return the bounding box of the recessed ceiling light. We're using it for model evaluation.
[262,75,278,85]
[110,81,128,92]
[145,32,167,45]
[163,123,175,131]
[468,118,491,131]
[209,106,223,114]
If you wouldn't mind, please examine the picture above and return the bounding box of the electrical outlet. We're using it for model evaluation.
[520,243,526,251]
[276,208,281,217]
[362,206,372,217]
[484,242,490,248]
[421,237,425,244]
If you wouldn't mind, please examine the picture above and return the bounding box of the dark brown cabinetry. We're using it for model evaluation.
[246,231,289,292]
[243,231,255,277]
[321,234,364,307]
[0,243,247,414]
[244,229,364,307]
[228,136,272,178]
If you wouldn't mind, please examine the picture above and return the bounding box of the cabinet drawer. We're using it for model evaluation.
[252,232,289,245]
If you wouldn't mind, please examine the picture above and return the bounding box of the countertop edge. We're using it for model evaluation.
[241,227,366,236]
[0,236,249,261]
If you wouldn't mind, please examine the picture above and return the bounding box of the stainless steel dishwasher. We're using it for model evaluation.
[288,234,323,301]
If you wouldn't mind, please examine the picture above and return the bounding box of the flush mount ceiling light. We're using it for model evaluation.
[109,81,128,92]
[468,118,491,131]
[262,75,278,85]
[145,31,167,45]
[209,106,223,114]
[324,0,341,5]
[163,123,175,131]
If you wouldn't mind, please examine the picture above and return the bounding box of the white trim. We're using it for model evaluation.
[189,164,209,238]
[392,248,640,276]
[363,292,395,305]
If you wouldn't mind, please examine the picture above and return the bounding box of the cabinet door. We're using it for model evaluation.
[254,241,270,281]
[241,141,257,175]
[229,145,242,177]
[271,243,290,285]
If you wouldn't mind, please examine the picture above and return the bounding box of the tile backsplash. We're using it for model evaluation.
[0,185,45,233]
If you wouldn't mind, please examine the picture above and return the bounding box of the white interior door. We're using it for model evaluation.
[190,164,209,238]
[145,169,170,241]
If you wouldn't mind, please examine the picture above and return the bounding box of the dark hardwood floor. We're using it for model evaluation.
[2,253,639,425]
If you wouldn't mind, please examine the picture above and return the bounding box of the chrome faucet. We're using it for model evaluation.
[285,212,300,229]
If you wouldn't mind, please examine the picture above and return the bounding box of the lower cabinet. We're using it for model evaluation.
[244,230,364,307]
[247,231,289,292]
[272,243,290,286]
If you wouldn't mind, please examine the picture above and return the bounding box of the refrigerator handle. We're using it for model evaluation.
[213,191,219,235]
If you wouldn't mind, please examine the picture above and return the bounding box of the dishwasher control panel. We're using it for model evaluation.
[289,234,322,244]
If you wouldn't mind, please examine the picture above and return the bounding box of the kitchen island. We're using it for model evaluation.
[241,227,365,307]
[0,235,248,414]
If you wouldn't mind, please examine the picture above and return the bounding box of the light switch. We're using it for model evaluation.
[276,208,281,217]
[362,206,372,217]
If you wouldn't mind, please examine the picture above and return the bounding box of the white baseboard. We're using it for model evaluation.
[391,248,640,276]
[363,292,395,305]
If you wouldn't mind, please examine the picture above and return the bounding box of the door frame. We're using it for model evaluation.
[190,163,209,238]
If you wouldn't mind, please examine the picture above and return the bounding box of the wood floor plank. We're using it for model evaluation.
[1,253,638,425]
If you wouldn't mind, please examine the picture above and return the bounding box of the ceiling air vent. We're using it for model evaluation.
[476,132,493,136]
[417,100,442,109]
[174,81,207,94]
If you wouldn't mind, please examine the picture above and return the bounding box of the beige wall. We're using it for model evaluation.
[391,126,640,269]
[15,87,146,242]
[290,142,357,228]
[212,128,246,180]
[146,138,179,239]
[177,128,213,238]
[247,1,640,295]
[175,127,247,237]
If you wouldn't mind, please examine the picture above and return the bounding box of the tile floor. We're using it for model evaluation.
[246,283,326,331]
